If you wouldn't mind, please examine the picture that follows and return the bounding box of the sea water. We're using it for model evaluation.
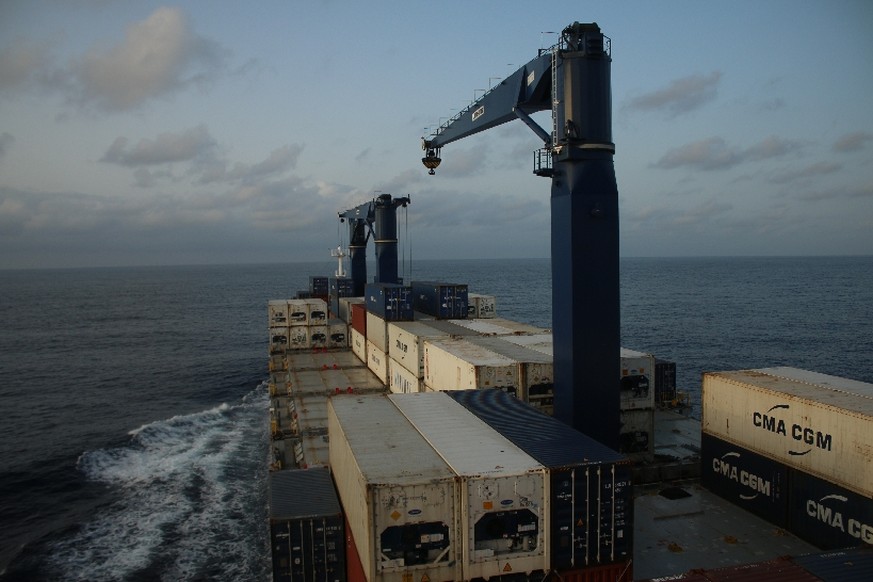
[1,257,871,580]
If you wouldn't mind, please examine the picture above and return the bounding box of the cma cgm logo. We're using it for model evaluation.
[752,404,833,455]
[711,452,772,500]
[807,494,873,545]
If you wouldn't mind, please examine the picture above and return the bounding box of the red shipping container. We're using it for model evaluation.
[351,303,367,336]
[556,560,633,582]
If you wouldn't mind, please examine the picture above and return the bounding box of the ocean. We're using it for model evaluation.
[1,257,871,580]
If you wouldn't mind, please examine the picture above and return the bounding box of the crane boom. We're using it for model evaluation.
[420,22,620,451]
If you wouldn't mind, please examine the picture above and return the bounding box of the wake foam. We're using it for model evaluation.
[49,384,271,581]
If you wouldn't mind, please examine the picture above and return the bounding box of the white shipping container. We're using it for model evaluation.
[450,317,549,336]
[287,299,310,326]
[328,395,460,582]
[305,298,328,324]
[350,328,366,363]
[309,325,328,349]
[389,392,547,580]
[327,320,347,348]
[387,321,451,378]
[389,357,420,394]
[337,296,365,323]
[268,300,289,327]
[467,293,497,318]
[620,408,655,462]
[268,327,290,354]
[366,311,389,353]
[287,326,309,350]
[366,340,388,384]
[423,338,519,395]
[620,348,655,410]
[702,368,873,497]
[465,336,554,405]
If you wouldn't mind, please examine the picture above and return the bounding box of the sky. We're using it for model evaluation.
[1,0,871,269]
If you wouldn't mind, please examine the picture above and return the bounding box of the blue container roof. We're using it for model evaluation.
[447,389,626,468]
[269,466,341,520]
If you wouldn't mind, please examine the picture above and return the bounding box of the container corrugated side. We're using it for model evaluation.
[700,432,790,527]
[388,357,420,394]
[423,337,519,395]
[389,392,547,580]
[269,467,345,582]
[789,465,873,550]
[328,395,460,582]
[465,336,554,410]
[350,328,366,364]
[410,281,469,319]
[702,369,873,497]
[365,283,413,321]
[447,389,632,570]
[350,303,366,336]
[387,321,450,378]
[619,348,655,410]
[366,311,389,353]
[366,340,387,384]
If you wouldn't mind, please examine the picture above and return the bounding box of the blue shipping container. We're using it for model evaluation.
[411,281,469,319]
[364,282,413,321]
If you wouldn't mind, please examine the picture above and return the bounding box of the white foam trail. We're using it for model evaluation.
[49,384,271,581]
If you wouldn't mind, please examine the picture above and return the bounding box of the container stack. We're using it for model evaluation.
[700,366,873,550]
[618,348,656,462]
[364,283,413,384]
[328,394,460,582]
[447,388,634,580]
[410,281,469,319]
[467,292,497,318]
[389,392,548,581]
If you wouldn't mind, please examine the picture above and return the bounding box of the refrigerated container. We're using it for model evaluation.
[619,408,654,461]
[654,359,677,405]
[447,389,633,571]
[287,299,311,326]
[467,293,496,319]
[269,327,290,354]
[269,300,289,327]
[310,325,328,349]
[389,392,547,579]
[702,368,873,497]
[619,348,655,410]
[307,298,328,324]
[465,335,554,411]
[269,467,345,582]
[423,337,519,395]
[328,395,460,582]
[327,319,347,348]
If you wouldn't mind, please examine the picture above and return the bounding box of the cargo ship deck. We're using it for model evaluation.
[268,346,820,580]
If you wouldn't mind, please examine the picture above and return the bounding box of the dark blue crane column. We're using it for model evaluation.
[373,194,410,284]
[550,26,619,449]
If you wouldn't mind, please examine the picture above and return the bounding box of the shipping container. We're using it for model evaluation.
[293,433,330,468]
[788,465,873,550]
[328,395,460,582]
[619,408,654,461]
[269,300,289,326]
[465,336,555,412]
[345,515,367,582]
[554,561,633,582]
[310,275,330,296]
[366,311,389,353]
[410,281,469,319]
[389,392,548,579]
[467,293,497,318]
[350,302,366,336]
[702,368,873,497]
[329,276,355,299]
[386,321,451,378]
[447,389,633,571]
[366,340,388,385]
[423,338,519,395]
[288,326,310,350]
[269,327,290,354]
[365,283,413,321]
[619,348,655,410]
[269,467,346,582]
[700,432,790,527]
[327,319,347,348]
[336,297,365,324]
[307,298,328,324]
[454,317,550,336]
[288,299,312,326]
[310,325,328,349]
[791,546,873,580]
[388,357,420,394]
[654,359,677,405]
[350,328,366,364]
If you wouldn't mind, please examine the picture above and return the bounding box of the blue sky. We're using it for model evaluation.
[1,1,871,268]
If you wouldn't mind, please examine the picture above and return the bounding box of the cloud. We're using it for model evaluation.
[654,135,803,171]
[769,161,842,184]
[0,40,53,91]
[0,132,14,161]
[101,124,217,166]
[833,131,873,153]
[73,7,225,111]
[627,72,722,117]
[197,144,304,185]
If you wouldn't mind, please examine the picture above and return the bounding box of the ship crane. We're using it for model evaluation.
[339,193,411,295]
[421,22,619,449]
